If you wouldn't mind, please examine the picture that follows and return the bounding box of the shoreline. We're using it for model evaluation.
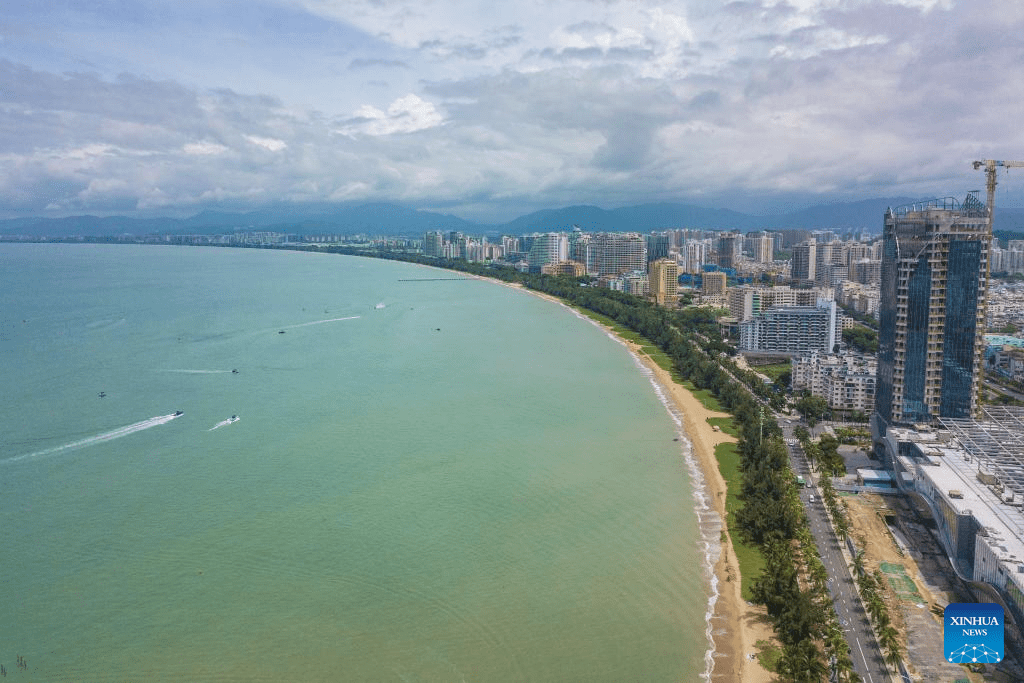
[481,277,775,682]
[396,259,777,681]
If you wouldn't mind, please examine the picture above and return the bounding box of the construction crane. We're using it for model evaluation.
[972,159,1024,227]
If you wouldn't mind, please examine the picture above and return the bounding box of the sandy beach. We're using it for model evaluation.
[621,336,776,683]
[492,278,777,682]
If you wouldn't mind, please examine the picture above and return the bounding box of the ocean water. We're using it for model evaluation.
[0,243,711,682]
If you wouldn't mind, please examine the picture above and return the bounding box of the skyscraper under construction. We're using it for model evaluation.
[873,193,991,428]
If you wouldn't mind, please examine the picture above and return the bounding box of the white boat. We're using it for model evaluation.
[375,302,386,309]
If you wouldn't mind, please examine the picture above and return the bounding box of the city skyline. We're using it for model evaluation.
[3,1,1024,223]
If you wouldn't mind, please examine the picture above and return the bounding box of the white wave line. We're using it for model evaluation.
[281,316,361,330]
[158,369,232,374]
[568,307,724,682]
[1,413,183,465]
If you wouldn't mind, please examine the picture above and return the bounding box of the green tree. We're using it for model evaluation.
[842,325,879,353]
[795,395,829,426]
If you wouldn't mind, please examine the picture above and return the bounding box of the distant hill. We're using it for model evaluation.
[0,203,479,238]
[5,197,1024,238]
[494,199,917,234]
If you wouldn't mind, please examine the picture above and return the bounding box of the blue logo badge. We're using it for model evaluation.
[944,603,1003,663]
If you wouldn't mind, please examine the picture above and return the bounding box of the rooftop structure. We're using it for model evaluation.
[880,408,1024,628]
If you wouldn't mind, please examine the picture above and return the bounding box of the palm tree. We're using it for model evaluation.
[883,642,903,673]
[850,549,866,577]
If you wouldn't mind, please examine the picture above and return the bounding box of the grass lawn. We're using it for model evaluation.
[682,380,724,412]
[706,416,740,437]
[755,639,782,672]
[715,440,764,601]
[753,362,790,383]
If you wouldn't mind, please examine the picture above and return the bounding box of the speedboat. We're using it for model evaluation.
[375,302,386,309]
[173,410,184,417]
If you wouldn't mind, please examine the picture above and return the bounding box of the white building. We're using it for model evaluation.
[739,299,837,355]
[792,352,877,414]
[727,285,834,322]
[527,232,568,273]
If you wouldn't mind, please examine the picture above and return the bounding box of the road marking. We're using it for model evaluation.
[856,639,873,683]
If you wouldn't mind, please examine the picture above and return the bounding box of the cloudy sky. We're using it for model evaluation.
[3,0,1024,222]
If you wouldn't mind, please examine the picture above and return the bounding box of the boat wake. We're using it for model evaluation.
[1,413,184,465]
[208,415,240,431]
[280,315,361,330]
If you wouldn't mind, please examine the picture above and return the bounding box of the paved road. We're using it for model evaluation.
[684,332,893,680]
[780,417,894,683]
[984,378,1024,402]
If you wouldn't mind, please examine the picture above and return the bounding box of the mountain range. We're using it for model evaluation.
[5,198,1024,238]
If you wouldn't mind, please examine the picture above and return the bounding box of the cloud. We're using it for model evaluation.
[245,136,288,152]
[340,94,445,136]
[4,0,1024,222]
[184,141,229,155]
[348,58,411,69]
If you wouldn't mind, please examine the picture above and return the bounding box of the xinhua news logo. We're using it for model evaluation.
[944,603,1003,664]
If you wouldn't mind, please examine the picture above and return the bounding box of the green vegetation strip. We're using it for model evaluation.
[715,440,764,601]
[754,363,790,382]
[573,307,679,376]
[682,380,724,412]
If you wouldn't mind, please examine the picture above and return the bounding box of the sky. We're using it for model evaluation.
[3,0,1024,223]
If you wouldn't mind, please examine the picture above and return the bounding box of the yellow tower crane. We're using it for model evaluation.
[972,159,1024,228]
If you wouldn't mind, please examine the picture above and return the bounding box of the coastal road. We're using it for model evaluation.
[984,378,1024,403]
[780,418,893,683]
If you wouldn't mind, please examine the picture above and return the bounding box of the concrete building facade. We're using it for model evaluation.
[792,352,877,414]
[590,233,647,276]
[739,299,837,355]
[649,258,679,306]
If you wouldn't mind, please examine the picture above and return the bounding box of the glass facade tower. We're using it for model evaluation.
[874,194,990,427]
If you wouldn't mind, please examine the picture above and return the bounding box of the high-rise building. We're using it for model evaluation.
[702,271,727,296]
[874,194,991,427]
[791,239,816,282]
[423,231,444,257]
[683,240,708,273]
[527,233,568,273]
[717,232,740,270]
[738,299,837,355]
[752,234,774,263]
[813,241,834,286]
[590,233,647,276]
[646,233,670,263]
[649,258,679,306]
[727,285,833,321]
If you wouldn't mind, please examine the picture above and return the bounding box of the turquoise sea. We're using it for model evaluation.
[0,244,712,682]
